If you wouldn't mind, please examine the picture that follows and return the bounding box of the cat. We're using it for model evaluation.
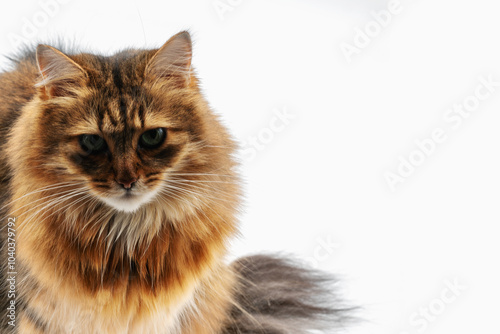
[0,31,351,333]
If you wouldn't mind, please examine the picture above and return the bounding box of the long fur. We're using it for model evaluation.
[223,255,353,334]
[0,32,353,333]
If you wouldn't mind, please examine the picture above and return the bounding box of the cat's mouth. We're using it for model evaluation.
[100,189,158,213]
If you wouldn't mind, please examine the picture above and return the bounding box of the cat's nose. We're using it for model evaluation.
[117,177,137,190]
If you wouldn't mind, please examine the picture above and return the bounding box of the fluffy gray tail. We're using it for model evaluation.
[222,254,355,334]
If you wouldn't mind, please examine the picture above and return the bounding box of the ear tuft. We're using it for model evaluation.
[36,45,87,98]
[145,31,193,88]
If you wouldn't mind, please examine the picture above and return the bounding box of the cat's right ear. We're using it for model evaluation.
[144,31,193,89]
[36,45,88,98]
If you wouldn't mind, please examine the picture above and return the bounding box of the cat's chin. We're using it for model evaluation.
[100,191,157,213]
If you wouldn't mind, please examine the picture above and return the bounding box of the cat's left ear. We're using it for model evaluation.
[36,45,88,98]
[144,31,193,88]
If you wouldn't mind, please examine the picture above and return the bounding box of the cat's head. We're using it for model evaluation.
[14,32,237,216]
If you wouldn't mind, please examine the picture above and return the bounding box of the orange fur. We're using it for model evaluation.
[1,32,240,333]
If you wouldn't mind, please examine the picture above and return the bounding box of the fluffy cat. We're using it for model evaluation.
[0,31,350,333]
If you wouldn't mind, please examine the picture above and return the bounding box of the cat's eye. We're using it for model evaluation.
[79,134,107,154]
[139,128,166,149]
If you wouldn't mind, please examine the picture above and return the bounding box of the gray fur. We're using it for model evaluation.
[223,254,355,334]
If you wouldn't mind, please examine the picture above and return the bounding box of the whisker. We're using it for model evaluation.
[17,190,88,237]
[169,178,235,185]
[163,181,236,205]
[166,179,235,203]
[0,186,88,233]
[163,172,238,179]
[0,181,82,212]
[1,187,85,222]
[157,188,221,233]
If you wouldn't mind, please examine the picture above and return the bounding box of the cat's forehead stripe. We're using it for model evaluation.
[93,60,146,134]
[111,63,130,134]
[111,62,125,92]
[105,100,120,126]
[98,101,138,134]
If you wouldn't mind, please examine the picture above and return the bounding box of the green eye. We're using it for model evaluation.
[139,128,166,149]
[79,134,107,154]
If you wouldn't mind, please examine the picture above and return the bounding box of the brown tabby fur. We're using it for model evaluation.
[0,32,351,333]
[0,31,240,333]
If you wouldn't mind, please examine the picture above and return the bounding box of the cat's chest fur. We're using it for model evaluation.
[13,203,232,334]
[18,276,197,333]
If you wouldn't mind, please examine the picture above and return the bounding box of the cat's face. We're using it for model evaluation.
[27,32,234,214]
[62,83,195,213]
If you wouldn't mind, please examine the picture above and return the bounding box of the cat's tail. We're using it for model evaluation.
[222,254,356,334]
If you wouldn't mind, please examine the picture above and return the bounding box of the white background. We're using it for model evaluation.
[1,0,499,333]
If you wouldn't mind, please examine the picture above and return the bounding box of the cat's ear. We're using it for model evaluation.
[144,31,193,88]
[36,45,88,98]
